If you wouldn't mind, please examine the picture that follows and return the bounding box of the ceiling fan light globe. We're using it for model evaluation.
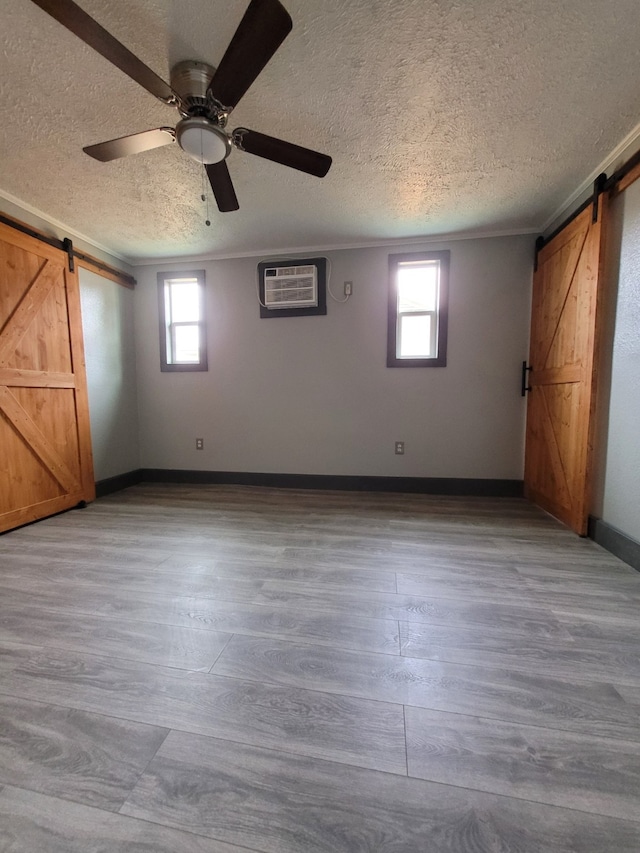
[176,118,231,164]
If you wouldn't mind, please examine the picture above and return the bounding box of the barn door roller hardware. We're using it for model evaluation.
[592,173,607,223]
[0,212,136,286]
[521,361,532,396]
[534,171,609,268]
[533,236,544,272]
[63,237,75,272]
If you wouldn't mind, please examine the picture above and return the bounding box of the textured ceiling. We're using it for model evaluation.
[2,0,640,261]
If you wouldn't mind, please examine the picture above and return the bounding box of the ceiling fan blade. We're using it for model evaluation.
[233,128,332,177]
[206,161,240,212]
[208,0,292,110]
[30,0,176,104]
[84,128,175,162]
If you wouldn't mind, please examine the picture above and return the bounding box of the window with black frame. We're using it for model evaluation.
[387,251,449,367]
[158,270,208,371]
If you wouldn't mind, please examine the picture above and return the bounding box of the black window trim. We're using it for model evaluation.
[387,250,449,368]
[158,270,208,372]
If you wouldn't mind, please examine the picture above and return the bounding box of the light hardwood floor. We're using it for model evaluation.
[0,484,639,852]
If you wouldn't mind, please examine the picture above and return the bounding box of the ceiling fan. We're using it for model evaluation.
[30,0,332,212]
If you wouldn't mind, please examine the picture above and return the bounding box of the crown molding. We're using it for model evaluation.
[131,227,538,267]
[0,189,131,266]
[541,119,640,234]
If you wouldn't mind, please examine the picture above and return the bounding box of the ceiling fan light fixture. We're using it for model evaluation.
[176,117,231,164]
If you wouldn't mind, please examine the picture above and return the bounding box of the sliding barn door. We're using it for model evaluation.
[524,202,607,535]
[0,222,94,533]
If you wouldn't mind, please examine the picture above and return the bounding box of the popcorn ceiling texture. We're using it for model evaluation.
[1,0,640,260]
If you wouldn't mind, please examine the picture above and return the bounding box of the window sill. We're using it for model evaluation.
[387,356,447,368]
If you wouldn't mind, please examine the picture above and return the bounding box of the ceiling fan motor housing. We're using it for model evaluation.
[170,60,218,118]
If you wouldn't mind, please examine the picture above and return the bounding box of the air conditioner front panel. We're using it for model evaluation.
[264,265,318,309]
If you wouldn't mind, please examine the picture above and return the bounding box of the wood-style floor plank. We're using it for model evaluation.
[242,582,573,638]
[558,612,640,645]
[396,568,533,601]
[0,643,407,774]
[0,603,232,671]
[517,566,640,598]
[0,582,400,656]
[121,729,640,853]
[159,554,398,592]
[0,785,248,852]
[399,620,640,685]
[0,483,638,851]
[211,634,640,741]
[405,705,640,820]
[0,695,168,811]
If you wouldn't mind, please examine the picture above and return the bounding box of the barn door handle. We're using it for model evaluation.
[521,361,532,396]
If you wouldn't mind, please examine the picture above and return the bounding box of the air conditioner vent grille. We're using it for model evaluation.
[264,264,318,309]
[275,265,314,276]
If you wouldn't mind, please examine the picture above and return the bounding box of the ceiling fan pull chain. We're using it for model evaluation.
[201,162,211,227]
[200,143,206,203]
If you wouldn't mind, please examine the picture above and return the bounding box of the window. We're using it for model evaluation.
[387,251,449,367]
[158,270,208,371]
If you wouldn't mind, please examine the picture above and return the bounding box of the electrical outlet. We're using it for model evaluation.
[344,281,353,297]
[195,438,204,450]
[395,441,404,455]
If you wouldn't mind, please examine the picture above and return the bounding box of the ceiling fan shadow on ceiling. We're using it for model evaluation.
[30,0,332,212]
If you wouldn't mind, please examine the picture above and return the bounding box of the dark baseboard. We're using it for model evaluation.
[95,469,143,498]
[588,516,640,573]
[138,468,523,497]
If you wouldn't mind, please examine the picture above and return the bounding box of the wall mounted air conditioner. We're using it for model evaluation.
[263,264,318,309]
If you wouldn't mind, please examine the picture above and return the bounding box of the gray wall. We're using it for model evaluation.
[597,181,640,543]
[133,235,534,479]
[79,268,140,481]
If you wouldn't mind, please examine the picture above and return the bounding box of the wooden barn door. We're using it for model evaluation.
[0,222,94,533]
[524,201,608,535]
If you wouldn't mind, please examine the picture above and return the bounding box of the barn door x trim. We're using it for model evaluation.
[524,176,609,535]
[0,222,94,532]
